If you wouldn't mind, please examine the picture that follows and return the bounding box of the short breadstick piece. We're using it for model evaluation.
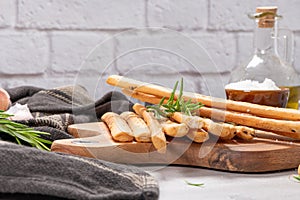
[101,112,134,142]
[201,118,236,140]
[235,125,255,140]
[161,120,189,137]
[170,112,203,129]
[133,103,167,153]
[187,129,209,143]
[120,111,151,142]
[171,112,235,140]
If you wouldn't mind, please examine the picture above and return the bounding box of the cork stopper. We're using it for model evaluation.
[256,6,277,28]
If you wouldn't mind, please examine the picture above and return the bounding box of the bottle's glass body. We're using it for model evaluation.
[230,16,300,109]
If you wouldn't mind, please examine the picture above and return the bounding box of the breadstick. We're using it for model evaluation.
[201,118,236,140]
[107,75,300,121]
[132,103,167,153]
[186,129,209,143]
[171,112,235,139]
[253,130,300,141]
[107,75,173,101]
[160,120,189,137]
[101,112,134,142]
[266,130,300,140]
[170,112,203,129]
[234,125,255,140]
[120,111,151,142]
[122,89,167,105]
[199,106,300,137]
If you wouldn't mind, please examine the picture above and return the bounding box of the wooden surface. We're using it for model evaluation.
[51,122,300,173]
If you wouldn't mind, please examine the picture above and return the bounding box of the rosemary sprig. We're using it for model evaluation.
[293,175,300,182]
[147,78,203,117]
[184,180,204,187]
[0,110,52,151]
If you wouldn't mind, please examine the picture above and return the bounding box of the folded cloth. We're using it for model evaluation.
[3,85,133,141]
[0,141,159,200]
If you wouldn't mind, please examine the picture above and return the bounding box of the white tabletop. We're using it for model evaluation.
[143,166,300,200]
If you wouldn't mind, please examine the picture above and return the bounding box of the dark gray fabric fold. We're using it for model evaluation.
[0,141,159,200]
[3,85,133,142]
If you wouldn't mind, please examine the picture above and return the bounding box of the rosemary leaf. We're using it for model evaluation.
[159,96,166,106]
[35,137,53,145]
[169,81,178,103]
[15,137,21,145]
[293,175,300,182]
[184,180,204,187]
[13,131,37,145]
[175,78,184,110]
[0,111,52,151]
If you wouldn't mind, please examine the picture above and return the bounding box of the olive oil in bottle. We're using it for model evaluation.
[284,86,300,109]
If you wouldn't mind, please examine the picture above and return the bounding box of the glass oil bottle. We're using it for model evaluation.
[230,6,300,109]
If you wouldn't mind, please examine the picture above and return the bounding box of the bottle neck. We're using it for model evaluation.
[253,19,279,55]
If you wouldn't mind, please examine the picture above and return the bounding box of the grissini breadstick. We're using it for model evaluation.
[132,103,167,153]
[160,120,189,137]
[202,119,236,140]
[253,130,300,141]
[107,75,173,100]
[264,130,300,140]
[199,106,300,137]
[101,112,134,142]
[171,112,236,140]
[170,112,203,129]
[122,89,168,105]
[107,75,300,121]
[120,111,151,142]
[186,129,209,143]
[234,125,255,140]
[200,119,254,140]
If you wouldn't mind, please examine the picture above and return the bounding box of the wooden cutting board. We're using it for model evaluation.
[51,122,300,173]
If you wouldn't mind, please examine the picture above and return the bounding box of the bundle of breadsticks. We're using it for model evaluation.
[101,103,203,154]
[103,75,300,153]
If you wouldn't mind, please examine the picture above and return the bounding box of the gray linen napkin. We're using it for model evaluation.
[3,85,133,142]
[0,141,159,200]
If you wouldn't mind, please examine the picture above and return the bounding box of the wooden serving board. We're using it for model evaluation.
[51,122,300,173]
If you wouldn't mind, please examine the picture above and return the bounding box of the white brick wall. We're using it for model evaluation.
[0,31,48,74]
[0,0,299,98]
[51,32,112,72]
[191,33,236,72]
[0,0,15,27]
[148,0,207,29]
[18,0,145,29]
